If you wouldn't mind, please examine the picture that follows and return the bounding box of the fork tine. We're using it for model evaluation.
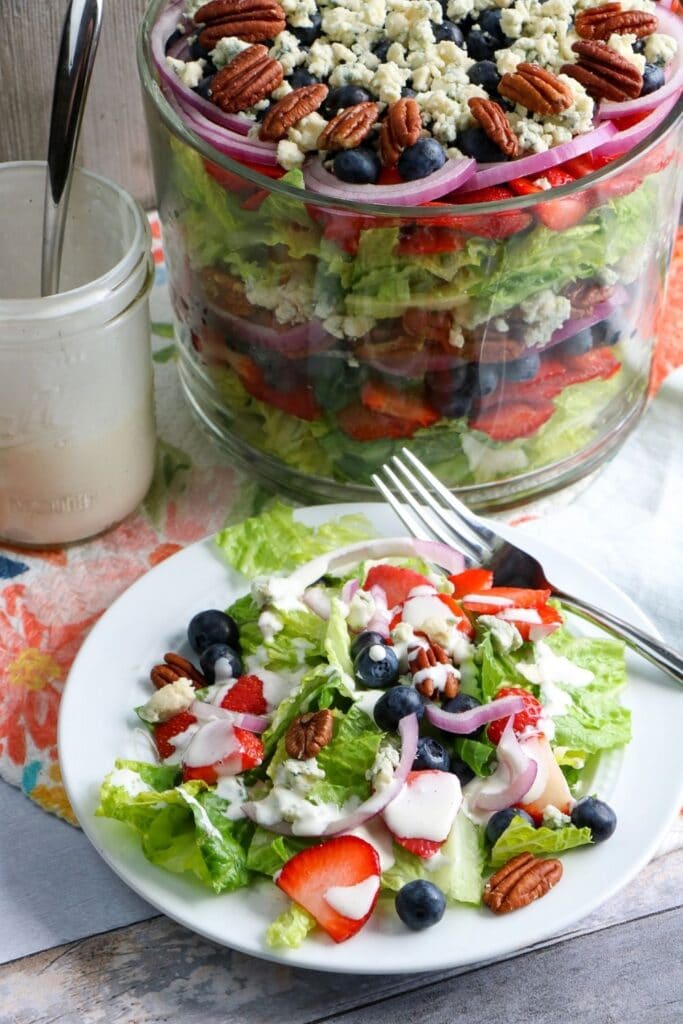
[377,465,482,565]
[400,447,497,549]
[391,455,491,564]
[371,473,433,542]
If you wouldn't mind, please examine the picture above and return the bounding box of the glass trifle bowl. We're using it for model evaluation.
[138,0,683,508]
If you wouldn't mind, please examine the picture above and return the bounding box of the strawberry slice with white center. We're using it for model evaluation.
[497,603,563,641]
[181,719,264,784]
[460,587,551,615]
[382,770,462,859]
[363,564,434,610]
[277,836,381,943]
[153,710,198,760]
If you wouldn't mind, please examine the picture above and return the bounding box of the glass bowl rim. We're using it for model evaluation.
[138,0,683,218]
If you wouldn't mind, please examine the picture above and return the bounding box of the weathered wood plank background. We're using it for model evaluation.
[1,0,155,207]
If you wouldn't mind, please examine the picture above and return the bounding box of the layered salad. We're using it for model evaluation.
[147,0,682,492]
[98,507,630,946]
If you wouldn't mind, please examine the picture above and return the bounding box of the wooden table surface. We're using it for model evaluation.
[0,839,680,1023]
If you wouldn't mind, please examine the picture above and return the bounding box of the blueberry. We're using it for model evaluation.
[165,27,184,54]
[395,880,446,930]
[435,21,465,46]
[457,125,508,162]
[292,11,322,46]
[373,38,391,62]
[570,796,617,843]
[333,147,381,184]
[199,643,243,684]
[561,327,593,356]
[592,317,621,348]
[485,807,537,845]
[288,68,318,88]
[323,85,372,118]
[429,388,473,419]
[443,692,483,737]
[641,62,665,96]
[466,29,497,61]
[261,354,305,392]
[401,86,417,98]
[467,59,501,96]
[350,630,387,660]
[633,39,645,54]
[473,363,500,397]
[413,737,451,772]
[398,138,446,181]
[194,74,214,100]
[309,355,363,410]
[450,757,475,787]
[188,609,239,654]
[426,364,470,394]
[189,37,210,61]
[504,351,540,382]
[374,685,425,731]
[478,9,509,47]
[354,643,400,689]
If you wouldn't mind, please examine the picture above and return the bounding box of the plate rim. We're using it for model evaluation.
[58,502,682,975]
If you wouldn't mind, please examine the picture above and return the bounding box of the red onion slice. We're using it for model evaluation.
[593,93,680,158]
[458,122,618,192]
[191,700,269,733]
[303,586,331,620]
[425,694,526,735]
[598,8,683,120]
[341,578,360,604]
[473,719,538,813]
[412,540,465,575]
[304,155,476,205]
[241,713,419,836]
[171,100,278,166]
[536,288,628,353]
[199,306,334,357]
[150,2,253,136]
[367,585,392,637]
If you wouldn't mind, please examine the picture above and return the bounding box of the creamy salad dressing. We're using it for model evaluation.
[412,662,461,693]
[215,776,249,819]
[163,722,201,764]
[383,772,462,841]
[183,719,239,769]
[258,610,283,643]
[108,767,153,797]
[324,875,379,920]
[344,820,396,872]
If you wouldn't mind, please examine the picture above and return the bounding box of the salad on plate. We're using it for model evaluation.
[98,505,630,947]
[142,0,683,498]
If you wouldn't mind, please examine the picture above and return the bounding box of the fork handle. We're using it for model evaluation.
[555,590,683,685]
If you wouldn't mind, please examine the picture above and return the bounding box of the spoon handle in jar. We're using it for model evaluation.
[41,0,103,298]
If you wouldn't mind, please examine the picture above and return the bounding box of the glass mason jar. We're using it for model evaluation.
[138,0,683,510]
[0,163,156,546]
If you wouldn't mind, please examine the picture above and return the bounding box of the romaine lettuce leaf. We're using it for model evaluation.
[215,501,374,577]
[266,903,317,949]
[226,592,326,671]
[381,811,484,905]
[246,826,311,876]
[324,597,354,679]
[97,761,253,893]
[261,663,354,756]
[489,817,592,868]
[309,704,384,805]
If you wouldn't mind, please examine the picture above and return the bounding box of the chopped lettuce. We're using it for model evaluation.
[246,827,311,877]
[226,593,326,671]
[452,736,495,777]
[97,761,253,893]
[260,663,353,757]
[266,903,317,949]
[215,501,374,577]
[381,811,484,905]
[489,817,592,868]
[324,597,354,679]
[309,704,384,805]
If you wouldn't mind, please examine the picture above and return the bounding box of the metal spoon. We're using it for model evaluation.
[41,0,103,297]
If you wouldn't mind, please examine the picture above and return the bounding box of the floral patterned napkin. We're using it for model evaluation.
[1,216,682,824]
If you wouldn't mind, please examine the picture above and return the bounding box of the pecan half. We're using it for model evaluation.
[379,98,422,166]
[285,709,334,759]
[561,40,643,101]
[468,97,520,159]
[211,44,283,113]
[318,102,380,151]
[408,642,459,700]
[565,280,614,316]
[194,0,286,46]
[150,653,206,690]
[259,84,328,141]
[499,63,574,115]
[575,3,657,41]
[402,308,453,345]
[483,853,563,914]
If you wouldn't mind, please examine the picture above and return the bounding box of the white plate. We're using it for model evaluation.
[59,503,683,974]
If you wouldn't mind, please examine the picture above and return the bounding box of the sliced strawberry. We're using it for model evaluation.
[510,171,588,230]
[563,347,621,385]
[469,398,555,441]
[154,710,198,760]
[448,568,494,599]
[182,725,264,784]
[543,167,575,189]
[276,836,381,943]
[444,186,534,239]
[508,176,544,198]
[393,836,444,859]
[487,686,543,745]
[511,601,563,642]
[461,586,551,614]
[337,404,417,441]
[398,226,466,256]
[363,565,433,609]
[239,366,322,421]
[437,592,475,636]
[220,674,267,715]
[361,380,439,429]
[378,166,403,185]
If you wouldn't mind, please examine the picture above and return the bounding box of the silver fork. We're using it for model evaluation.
[372,448,683,685]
